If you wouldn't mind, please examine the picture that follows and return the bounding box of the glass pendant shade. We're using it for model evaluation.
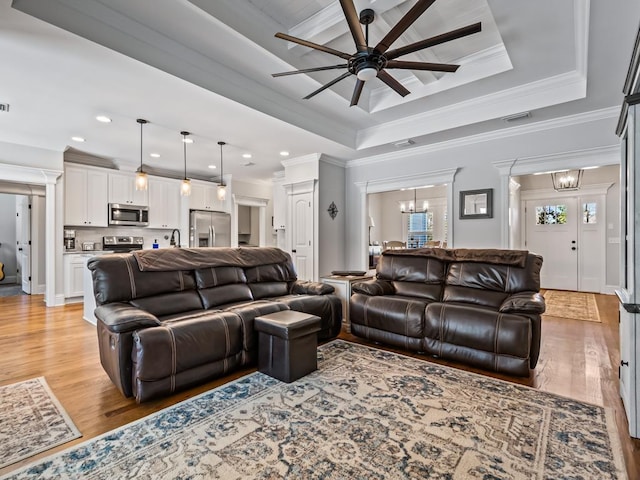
[135,171,148,191]
[181,178,191,196]
[217,184,226,201]
[136,118,148,191]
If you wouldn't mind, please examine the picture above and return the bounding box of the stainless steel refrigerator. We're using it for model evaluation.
[189,210,231,247]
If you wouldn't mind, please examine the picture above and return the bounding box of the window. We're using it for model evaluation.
[583,202,597,224]
[407,212,433,248]
[535,205,567,225]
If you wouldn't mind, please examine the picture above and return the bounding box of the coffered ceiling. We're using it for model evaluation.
[2,0,639,182]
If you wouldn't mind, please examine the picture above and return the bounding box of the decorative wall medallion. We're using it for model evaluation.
[328,202,338,219]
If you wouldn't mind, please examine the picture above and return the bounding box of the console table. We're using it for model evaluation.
[320,274,370,333]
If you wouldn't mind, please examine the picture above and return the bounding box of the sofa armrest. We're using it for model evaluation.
[95,303,161,334]
[291,281,335,295]
[351,279,395,296]
[499,292,545,314]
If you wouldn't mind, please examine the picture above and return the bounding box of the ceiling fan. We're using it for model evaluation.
[272,0,481,107]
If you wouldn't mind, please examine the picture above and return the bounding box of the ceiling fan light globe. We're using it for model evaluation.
[357,67,377,81]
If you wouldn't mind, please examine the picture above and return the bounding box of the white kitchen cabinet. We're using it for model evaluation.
[64,253,91,300]
[190,180,221,211]
[147,176,181,228]
[272,179,287,230]
[108,172,149,206]
[64,164,108,227]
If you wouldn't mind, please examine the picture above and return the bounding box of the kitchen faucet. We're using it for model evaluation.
[169,229,181,248]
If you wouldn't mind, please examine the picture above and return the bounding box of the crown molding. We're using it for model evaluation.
[355,168,458,194]
[280,153,322,168]
[492,144,620,176]
[347,106,618,168]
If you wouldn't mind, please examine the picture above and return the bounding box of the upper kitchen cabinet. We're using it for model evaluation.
[108,171,149,206]
[190,180,224,212]
[64,163,108,227]
[147,176,181,229]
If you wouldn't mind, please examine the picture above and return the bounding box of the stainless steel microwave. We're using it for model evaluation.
[108,203,149,226]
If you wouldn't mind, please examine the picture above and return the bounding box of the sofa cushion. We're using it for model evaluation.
[130,290,204,318]
[250,282,290,300]
[273,294,342,340]
[88,254,197,305]
[194,266,247,289]
[423,303,531,362]
[442,285,508,310]
[350,293,427,338]
[376,254,445,301]
[244,262,297,283]
[198,284,253,309]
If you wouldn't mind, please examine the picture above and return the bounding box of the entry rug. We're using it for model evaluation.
[543,289,601,322]
[2,341,626,479]
[0,377,81,470]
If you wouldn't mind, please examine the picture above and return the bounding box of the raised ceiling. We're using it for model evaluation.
[3,0,639,182]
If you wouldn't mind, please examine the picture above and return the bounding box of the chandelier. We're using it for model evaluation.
[551,169,583,191]
[400,188,428,214]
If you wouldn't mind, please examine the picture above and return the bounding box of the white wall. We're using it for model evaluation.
[318,160,345,275]
[345,114,620,270]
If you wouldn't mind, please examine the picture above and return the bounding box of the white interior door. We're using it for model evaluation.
[16,195,31,294]
[291,192,313,281]
[525,197,578,290]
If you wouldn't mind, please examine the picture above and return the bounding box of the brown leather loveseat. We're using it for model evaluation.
[88,247,342,402]
[350,248,544,376]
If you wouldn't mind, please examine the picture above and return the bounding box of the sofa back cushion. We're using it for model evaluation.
[443,253,543,309]
[194,266,253,309]
[88,254,198,306]
[376,253,445,301]
[245,262,297,299]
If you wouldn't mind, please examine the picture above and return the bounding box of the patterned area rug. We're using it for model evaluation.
[2,341,626,479]
[543,289,601,322]
[0,377,81,470]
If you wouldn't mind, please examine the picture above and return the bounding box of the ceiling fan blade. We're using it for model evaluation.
[374,0,437,54]
[303,72,352,100]
[272,64,348,77]
[339,0,367,52]
[377,70,410,97]
[275,32,352,60]
[350,79,365,106]
[385,22,482,60]
[386,60,459,73]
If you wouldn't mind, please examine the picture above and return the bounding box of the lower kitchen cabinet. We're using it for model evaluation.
[64,254,92,300]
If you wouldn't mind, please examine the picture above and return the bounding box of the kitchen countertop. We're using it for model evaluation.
[63,250,114,255]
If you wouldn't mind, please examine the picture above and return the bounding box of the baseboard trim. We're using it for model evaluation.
[0,276,18,284]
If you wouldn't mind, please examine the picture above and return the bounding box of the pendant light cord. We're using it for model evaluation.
[218,141,226,186]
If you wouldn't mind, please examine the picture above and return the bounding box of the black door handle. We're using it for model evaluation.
[18,248,23,251]
[571,240,576,244]
[621,360,629,367]
[292,249,297,253]
[571,247,576,251]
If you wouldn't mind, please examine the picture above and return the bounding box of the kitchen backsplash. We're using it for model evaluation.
[65,226,182,251]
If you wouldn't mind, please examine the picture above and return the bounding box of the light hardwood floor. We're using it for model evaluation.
[1,293,639,477]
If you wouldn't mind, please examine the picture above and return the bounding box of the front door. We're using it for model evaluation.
[525,197,578,290]
[291,192,313,281]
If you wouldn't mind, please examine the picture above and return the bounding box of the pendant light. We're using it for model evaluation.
[217,141,227,201]
[135,119,148,191]
[180,131,191,196]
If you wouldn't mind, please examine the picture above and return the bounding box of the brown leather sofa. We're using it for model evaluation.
[350,248,545,376]
[87,247,342,402]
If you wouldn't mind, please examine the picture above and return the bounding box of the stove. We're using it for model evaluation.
[103,236,144,253]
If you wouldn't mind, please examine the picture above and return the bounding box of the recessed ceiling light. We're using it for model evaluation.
[149,153,160,158]
[208,165,217,169]
[95,115,111,123]
[71,136,85,142]
[280,151,289,157]
[242,153,252,159]
[182,138,194,144]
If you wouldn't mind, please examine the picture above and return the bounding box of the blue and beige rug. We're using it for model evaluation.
[0,377,81,470]
[2,341,627,479]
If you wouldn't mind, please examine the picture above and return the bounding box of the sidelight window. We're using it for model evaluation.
[583,202,597,224]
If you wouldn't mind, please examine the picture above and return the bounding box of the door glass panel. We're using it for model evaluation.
[535,205,567,225]
[582,202,597,224]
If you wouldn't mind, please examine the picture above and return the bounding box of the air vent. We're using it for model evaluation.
[243,161,255,167]
[0,103,10,112]
[393,139,415,148]
[502,111,530,123]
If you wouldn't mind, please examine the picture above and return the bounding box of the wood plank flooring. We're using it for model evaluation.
[0,293,638,477]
